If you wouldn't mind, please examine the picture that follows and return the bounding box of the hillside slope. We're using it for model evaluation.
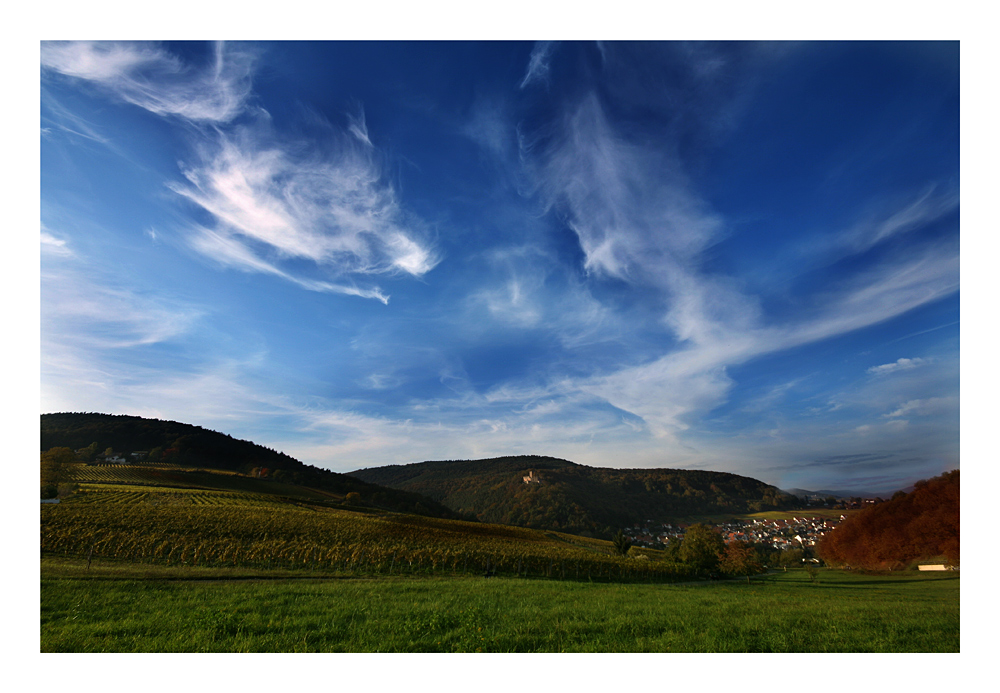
[42,462,693,583]
[349,455,793,537]
[41,413,462,520]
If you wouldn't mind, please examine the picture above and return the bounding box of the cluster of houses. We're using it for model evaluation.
[82,449,150,464]
[621,515,844,551]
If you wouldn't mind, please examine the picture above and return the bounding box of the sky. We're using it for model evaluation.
[39,40,961,493]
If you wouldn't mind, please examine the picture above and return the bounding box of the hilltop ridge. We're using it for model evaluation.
[349,455,794,538]
[41,413,462,520]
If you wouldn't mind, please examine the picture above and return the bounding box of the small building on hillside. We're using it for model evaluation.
[523,470,540,484]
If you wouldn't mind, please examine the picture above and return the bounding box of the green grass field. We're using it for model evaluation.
[40,559,958,652]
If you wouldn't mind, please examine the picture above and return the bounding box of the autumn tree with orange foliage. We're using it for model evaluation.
[718,540,764,583]
[818,470,958,570]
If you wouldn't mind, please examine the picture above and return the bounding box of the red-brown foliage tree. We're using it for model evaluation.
[818,470,958,569]
[718,540,764,583]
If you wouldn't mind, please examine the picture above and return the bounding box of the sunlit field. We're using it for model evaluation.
[41,560,958,653]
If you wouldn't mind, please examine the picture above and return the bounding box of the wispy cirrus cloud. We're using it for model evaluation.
[42,42,438,301]
[533,92,722,285]
[186,225,390,303]
[518,69,959,443]
[40,41,254,123]
[172,117,438,299]
[842,185,959,252]
[520,42,557,89]
[42,265,201,351]
[580,246,958,439]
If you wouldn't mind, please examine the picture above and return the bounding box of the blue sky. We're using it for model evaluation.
[39,41,960,492]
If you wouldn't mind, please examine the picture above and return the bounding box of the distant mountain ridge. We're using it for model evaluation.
[349,455,794,538]
[782,487,890,500]
[41,413,462,520]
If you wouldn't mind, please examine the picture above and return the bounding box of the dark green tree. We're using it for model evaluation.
[41,447,75,487]
[612,530,631,557]
[80,441,100,463]
[777,547,804,569]
[678,524,725,574]
[663,538,682,562]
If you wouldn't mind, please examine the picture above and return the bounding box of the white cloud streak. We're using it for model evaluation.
[41,230,72,257]
[840,185,959,253]
[41,41,254,123]
[186,225,389,303]
[172,123,438,297]
[868,357,930,376]
[884,397,955,419]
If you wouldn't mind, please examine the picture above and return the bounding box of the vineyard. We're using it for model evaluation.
[42,471,694,583]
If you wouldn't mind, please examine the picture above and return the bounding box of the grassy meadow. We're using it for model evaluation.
[41,559,958,652]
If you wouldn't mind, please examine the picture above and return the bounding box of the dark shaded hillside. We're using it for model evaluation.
[348,455,793,537]
[818,470,959,569]
[41,413,462,520]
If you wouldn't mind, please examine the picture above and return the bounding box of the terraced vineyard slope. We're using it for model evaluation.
[42,464,692,582]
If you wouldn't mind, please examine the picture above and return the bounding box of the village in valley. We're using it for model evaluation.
[621,517,839,552]
[619,496,889,554]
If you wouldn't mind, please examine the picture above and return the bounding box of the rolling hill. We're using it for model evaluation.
[41,413,461,520]
[348,455,795,538]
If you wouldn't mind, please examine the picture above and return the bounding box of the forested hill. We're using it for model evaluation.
[348,456,794,538]
[40,413,462,520]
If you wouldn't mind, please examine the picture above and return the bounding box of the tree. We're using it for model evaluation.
[718,541,764,583]
[777,547,803,569]
[678,524,725,574]
[80,441,100,463]
[41,447,75,487]
[612,530,631,557]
